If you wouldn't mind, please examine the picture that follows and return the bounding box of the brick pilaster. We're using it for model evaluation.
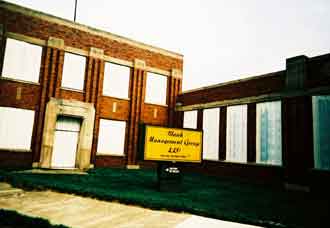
[219,107,227,160]
[127,59,146,165]
[90,58,104,164]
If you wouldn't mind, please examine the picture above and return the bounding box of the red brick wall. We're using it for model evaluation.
[0,8,182,71]
[177,71,285,106]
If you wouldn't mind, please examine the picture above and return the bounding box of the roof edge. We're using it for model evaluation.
[0,0,183,60]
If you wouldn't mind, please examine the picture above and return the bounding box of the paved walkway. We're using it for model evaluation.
[0,182,262,228]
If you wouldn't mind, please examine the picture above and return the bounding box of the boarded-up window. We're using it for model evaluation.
[226,105,247,163]
[313,96,330,170]
[2,38,42,83]
[97,119,126,156]
[103,62,130,99]
[183,110,198,129]
[256,101,282,165]
[203,108,220,160]
[0,107,35,150]
[145,72,167,105]
[61,53,86,90]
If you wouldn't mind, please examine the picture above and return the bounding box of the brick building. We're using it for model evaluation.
[176,53,330,189]
[0,1,183,169]
[1,1,329,191]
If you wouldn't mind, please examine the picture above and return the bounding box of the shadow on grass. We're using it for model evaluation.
[0,209,68,228]
[1,168,329,228]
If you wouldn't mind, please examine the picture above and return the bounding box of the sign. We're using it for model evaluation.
[144,125,203,163]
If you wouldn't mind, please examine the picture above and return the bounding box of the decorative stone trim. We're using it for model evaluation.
[146,66,171,77]
[134,59,146,70]
[89,47,104,59]
[39,98,95,169]
[171,69,182,79]
[32,162,39,168]
[126,165,140,169]
[47,37,64,49]
[6,32,46,46]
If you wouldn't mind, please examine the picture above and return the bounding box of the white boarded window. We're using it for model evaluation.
[183,110,197,129]
[313,96,330,170]
[203,108,220,160]
[145,72,167,105]
[61,53,86,90]
[2,38,42,83]
[226,105,247,163]
[103,63,130,99]
[97,119,126,156]
[256,101,282,165]
[0,107,35,150]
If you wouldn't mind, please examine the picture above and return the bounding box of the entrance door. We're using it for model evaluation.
[51,116,81,168]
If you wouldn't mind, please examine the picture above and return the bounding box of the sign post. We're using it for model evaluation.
[143,125,203,192]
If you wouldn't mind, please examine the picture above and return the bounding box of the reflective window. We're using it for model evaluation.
[313,96,330,170]
[2,38,42,83]
[103,62,130,99]
[226,105,247,163]
[145,72,167,105]
[97,119,126,156]
[0,107,35,150]
[61,52,86,90]
[256,101,282,165]
[183,110,198,129]
[203,108,220,160]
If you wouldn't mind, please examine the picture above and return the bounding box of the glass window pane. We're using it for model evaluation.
[183,110,197,129]
[203,108,220,160]
[61,53,86,90]
[103,63,130,99]
[226,105,247,163]
[97,119,126,156]
[256,101,282,165]
[0,107,35,150]
[145,72,167,105]
[2,38,42,83]
[313,96,330,170]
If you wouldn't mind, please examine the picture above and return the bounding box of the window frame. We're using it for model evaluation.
[96,118,127,156]
[102,62,131,100]
[61,52,87,91]
[145,72,168,106]
[1,37,42,84]
[226,104,248,163]
[0,106,35,151]
[256,100,282,166]
[202,107,220,161]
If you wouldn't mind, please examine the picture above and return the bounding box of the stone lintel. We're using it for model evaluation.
[47,37,64,49]
[89,47,104,59]
[134,59,146,70]
[171,68,182,79]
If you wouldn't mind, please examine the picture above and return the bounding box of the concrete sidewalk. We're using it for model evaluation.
[0,182,262,228]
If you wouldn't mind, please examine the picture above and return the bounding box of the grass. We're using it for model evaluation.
[0,209,68,228]
[1,168,329,228]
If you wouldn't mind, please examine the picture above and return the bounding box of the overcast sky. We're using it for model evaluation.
[6,0,330,91]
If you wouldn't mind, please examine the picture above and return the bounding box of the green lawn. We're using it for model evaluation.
[0,168,329,228]
[0,209,68,228]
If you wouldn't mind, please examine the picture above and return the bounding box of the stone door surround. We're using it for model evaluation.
[39,98,95,169]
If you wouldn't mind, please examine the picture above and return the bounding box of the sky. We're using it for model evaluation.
[5,0,330,91]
